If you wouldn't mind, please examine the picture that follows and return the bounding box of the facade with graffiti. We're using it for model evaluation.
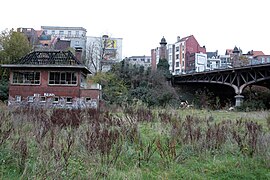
[1,50,102,109]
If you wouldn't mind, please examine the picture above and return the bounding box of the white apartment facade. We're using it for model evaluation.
[167,44,175,73]
[174,40,186,75]
[41,26,87,54]
[127,56,151,69]
[195,53,208,72]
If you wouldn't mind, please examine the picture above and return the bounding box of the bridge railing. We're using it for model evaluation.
[176,59,270,75]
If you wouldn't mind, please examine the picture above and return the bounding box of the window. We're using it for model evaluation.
[66,97,73,104]
[53,97,59,103]
[85,97,91,102]
[68,31,71,37]
[176,46,179,52]
[207,62,211,67]
[15,96,21,102]
[49,72,77,85]
[52,30,55,35]
[182,53,185,59]
[27,96,34,102]
[75,41,79,46]
[75,31,79,37]
[12,71,40,84]
[59,31,64,36]
[267,57,270,63]
[176,54,179,59]
[40,96,46,102]
[176,62,180,67]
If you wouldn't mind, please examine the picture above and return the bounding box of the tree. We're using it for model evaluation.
[91,72,128,105]
[0,29,31,101]
[108,60,179,107]
[0,29,31,64]
[86,35,119,74]
[157,58,171,79]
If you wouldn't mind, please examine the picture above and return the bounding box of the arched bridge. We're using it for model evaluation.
[172,63,270,106]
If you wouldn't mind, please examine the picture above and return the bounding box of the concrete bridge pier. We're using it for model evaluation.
[234,94,244,107]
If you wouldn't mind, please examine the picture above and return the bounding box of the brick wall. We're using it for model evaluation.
[151,49,156,71]
[8,68,100,109]
[185,35,206,70]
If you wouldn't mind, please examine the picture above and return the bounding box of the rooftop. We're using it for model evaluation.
[17,50,81,65]
[41,26,87,32]
[1,50,91,74]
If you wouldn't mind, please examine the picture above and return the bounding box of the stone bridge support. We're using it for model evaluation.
[234,94,244,107]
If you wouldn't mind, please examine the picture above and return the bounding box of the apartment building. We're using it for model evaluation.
[173,35,206,74]
[41,26,87,56]
[126,56,151,69]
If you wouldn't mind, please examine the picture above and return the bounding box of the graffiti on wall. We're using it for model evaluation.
[8,93,98,109]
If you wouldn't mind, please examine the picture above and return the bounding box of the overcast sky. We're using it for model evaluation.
[1,0,269,57]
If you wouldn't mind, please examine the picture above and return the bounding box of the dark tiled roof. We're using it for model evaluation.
[17,50,81,65]
[160,36,167,44]
[207,52,218,58]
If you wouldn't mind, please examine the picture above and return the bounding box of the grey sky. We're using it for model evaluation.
[1,0,269,57]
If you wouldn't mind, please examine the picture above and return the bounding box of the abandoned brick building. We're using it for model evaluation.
[1,49,101,109]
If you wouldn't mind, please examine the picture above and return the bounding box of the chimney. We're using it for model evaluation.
[75,47,83,63]
[177,36,181,42]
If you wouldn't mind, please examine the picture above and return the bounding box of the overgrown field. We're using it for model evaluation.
[0,104,270,179]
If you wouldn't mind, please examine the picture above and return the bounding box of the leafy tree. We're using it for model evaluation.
[0,29,31,64]
[0,29,31,101]
[108,60,179,107]
[91,72,128,105]
[241,85,270,110]
[157,58,171,79]
[0,80,8,101]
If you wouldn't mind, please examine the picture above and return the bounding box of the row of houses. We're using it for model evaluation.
[148,35,270,75]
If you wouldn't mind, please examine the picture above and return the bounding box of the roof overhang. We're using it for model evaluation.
[1,64,92,74]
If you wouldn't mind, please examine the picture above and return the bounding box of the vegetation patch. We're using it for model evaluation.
[0,105,269,179]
